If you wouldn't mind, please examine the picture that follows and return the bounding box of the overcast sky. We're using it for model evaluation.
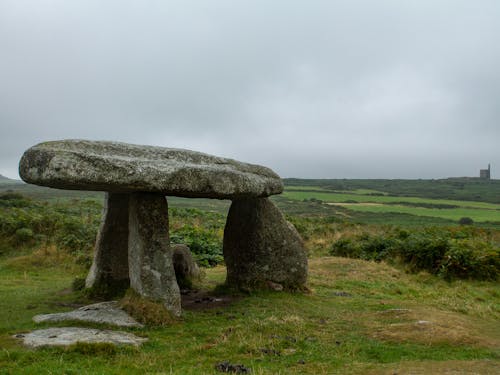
[1,0,499,179]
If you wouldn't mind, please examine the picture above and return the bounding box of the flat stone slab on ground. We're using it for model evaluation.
[19,139,283,199]
[15,327,147,348]
[33,301,143,328]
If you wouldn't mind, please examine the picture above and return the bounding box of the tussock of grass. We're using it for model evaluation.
[4,244,78,271]
[64,341,119,355]
[119,289,178,326]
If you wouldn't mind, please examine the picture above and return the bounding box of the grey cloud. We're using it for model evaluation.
[1,0,499,179]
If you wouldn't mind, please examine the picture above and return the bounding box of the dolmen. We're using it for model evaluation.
[19,140,308,316]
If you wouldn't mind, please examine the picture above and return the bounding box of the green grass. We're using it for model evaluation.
[282,189,500,224]
[0,255,498,374]
[1,180,499,373]
[329,203,500,223]
[284,178,500,204]
[282,190,500,210]
[286,186,388,196]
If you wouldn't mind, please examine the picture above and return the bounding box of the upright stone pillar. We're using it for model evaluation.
[223,197,308,291]
[86,193,130,296]
[128,193,181,317]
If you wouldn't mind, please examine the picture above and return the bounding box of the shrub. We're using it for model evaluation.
[14,227,34,244]
[55,218,98,254]
[330,238,361,258]
[330,234,396,262]
[170,226,223,267]
[398,232,449,273]
[458,217,474,225]
[0,192,31,208]
[439,240,500,280]
[330,227,499,281]
[0,196,101,263]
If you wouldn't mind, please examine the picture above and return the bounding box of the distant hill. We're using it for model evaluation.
[0,176,104,201]
[0,174,21,184]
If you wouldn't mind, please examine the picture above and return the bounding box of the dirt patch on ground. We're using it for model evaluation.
[44,286,237,313]
[181,289,239,311]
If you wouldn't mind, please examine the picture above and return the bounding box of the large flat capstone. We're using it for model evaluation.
[19,140,283,199]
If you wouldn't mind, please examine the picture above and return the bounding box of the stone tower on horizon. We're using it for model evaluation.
[479,164,491,179]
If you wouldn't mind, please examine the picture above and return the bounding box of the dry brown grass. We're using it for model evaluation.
[305,224,374,256]
[308,256,404,287]
[364,307,499,348]
[4,244,77,271]
[308,256,500,349]
[356,360,500,375]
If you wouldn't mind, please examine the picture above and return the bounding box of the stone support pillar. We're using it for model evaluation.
[85,193,130,295]
[128,193,181,316]
[223,197,308,291]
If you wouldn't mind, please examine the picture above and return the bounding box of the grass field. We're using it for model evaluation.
[2,178,499,226]
[282,186,500,225]
[1,178,499,373]
[284,178,500,204]
[1,253,498,374]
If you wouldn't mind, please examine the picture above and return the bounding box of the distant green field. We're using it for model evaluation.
[283,188,500,224]
[285,178,500,204]
[282,191,500,210]
[328,203,500,222]
[2,179,500,226]
[286,186,387,195]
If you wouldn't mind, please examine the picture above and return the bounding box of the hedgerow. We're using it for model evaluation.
[330,227,499,280]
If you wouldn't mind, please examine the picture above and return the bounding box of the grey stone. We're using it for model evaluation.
[171,244,200,288]
[18,140,309,314]
[85,193,130,294]
[223,197,308,290]
[15,327,147,348]
[19,140,283,199]
[128,193,181,316]
[266,281,284,291]
[33,301,143,328]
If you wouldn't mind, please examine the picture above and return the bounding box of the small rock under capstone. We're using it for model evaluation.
[33,301,143,327]
[15,327,147,348]
[172,244,201,289]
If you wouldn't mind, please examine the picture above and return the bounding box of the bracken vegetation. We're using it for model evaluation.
[330,226,499,280]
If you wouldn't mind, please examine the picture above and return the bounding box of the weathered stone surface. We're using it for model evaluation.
[15,327,147,348]
[85,193,130,295]
[172,244,200,288]
[128,193,181,316]
[223,198,308,290]
[19,140,283,199]
[33,301,143,328]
